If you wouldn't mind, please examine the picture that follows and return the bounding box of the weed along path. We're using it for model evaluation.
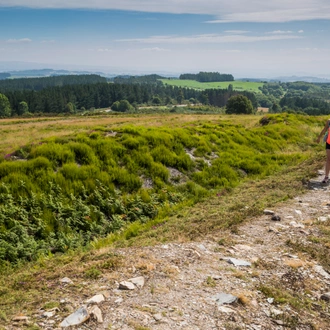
[7,171,330,330]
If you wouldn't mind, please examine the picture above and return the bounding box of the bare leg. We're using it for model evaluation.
[325,149,330,178]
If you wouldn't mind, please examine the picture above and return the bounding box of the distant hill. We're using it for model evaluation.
[6,68,106,78]
[240,76,330,83]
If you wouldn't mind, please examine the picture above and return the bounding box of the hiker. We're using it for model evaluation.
[316,119,330,183]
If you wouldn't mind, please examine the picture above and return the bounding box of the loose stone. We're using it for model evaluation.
[119,281,135,290]
[60,306,89,327]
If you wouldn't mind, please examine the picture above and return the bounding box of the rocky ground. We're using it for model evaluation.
[8,172,330,330]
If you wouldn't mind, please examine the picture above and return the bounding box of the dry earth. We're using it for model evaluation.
[7,172,330,330]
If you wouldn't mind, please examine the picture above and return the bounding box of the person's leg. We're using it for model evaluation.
[324,148,330,181]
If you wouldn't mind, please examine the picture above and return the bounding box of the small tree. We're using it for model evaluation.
[111,101,120,111]
[176,89,184,104]
[226,95,253,114]
[118,100,133,112]
[271,102,281,113]
[18,101,29,116]
[65,102,76,114]
[112,100,133,112]
[0,93,11,117]
[152,96,162,105]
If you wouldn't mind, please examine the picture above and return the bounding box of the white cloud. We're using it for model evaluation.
[0,1,330,23]
[298,30,304,33]
[6,38,32,43]
[116,33,302,44]
[267,30,293,34]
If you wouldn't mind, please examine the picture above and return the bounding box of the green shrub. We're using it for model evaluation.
[29,143,75,167]
[68,142,99,165]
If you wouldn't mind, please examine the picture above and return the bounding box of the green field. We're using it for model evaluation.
[160,79,264,93]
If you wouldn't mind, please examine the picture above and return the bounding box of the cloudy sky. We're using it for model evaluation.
[0,0,329,77]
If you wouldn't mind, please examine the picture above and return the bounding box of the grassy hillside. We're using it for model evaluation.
[160,79,264,93]
[0,112,324,266]
[0,112,327,325]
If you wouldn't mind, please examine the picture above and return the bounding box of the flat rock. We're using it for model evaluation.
[217,305,236,313]
[225,257,251,267]
[89,305,103,323]
[85,294,105,305]
[119,281,135,290]
[12,315,30,322]
[153,313,162,321]
[264,209,275,215]
[314,265,330,279]
[127,276,145,289]
[59,277,73,285]
[211,293,238,305]
[60,306,89,327]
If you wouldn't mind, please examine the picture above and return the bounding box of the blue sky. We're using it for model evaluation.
[0,1,329,78]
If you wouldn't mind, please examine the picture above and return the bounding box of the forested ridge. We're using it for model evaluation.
[0,74,106,92]
[1,82,257,116]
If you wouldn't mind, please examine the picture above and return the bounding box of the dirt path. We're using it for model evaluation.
[9,173,330,330]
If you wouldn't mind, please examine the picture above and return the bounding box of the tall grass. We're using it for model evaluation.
[0,113,321,264]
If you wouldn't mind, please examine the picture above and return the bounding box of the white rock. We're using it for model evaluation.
[264,209,275,215]
[85,294,105,305]
[267,298,274,304]
[89,305,103,323]
[115,297,123,304]
[314,265,330,279]
[217,306,236,314]
[43,311,55,318]
[119,281,135,290]
[59,277,73,285]
[295,210,302,215]
[60,306,89,327]
[226,258,251,267]
[153,313,162,321]
[127,276,145,289]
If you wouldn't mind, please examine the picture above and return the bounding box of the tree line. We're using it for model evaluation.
[179,72,234,82]
[112,74,165,85]
[0,82,257,116]
[0,74,106,92]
